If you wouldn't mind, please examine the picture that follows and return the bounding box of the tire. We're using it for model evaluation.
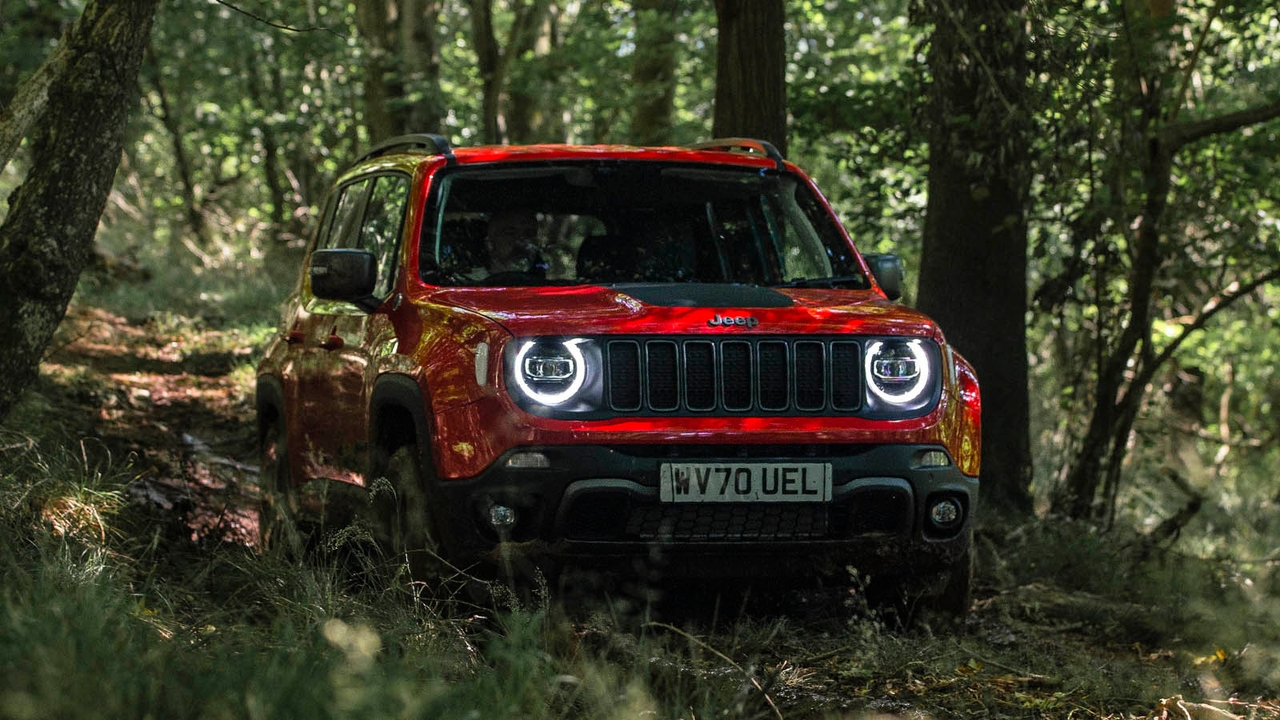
[931,545,974,616]
[371,443,443,583]
[258,416,305,555]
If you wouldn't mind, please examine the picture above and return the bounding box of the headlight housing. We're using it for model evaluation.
[862,338,940,417]
[506,337,604,413]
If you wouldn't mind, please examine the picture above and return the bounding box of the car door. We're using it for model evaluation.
[297,173,411,486]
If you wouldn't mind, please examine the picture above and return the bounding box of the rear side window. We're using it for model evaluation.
[323,180,371,250]
[357,174,410,297]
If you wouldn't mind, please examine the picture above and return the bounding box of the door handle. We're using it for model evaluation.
[320,334,344,350]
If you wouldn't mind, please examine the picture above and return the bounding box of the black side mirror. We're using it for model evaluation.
[863,254,904,301]
[309,249,379,311]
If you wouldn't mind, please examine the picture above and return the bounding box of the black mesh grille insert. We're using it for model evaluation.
[684,342,716,411]
[626,504,828,541]
[757,341,789,411]
[608,342,641,410]
[795,342,826,410]
[560,483,911,542]
[604,337,865,415]
[647,342,679,411]
[721,342,753,411]
[831,342,861,410]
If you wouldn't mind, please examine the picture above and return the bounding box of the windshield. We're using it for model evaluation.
[419,162,868,289]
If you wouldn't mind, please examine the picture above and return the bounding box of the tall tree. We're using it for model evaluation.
[0,0,159,424]
[630,0,679,145]
[711,0,786,154]
[1049,0,1280,520]
[470,0,553,145]
[355,0,444,143]
[914,0,1034,515]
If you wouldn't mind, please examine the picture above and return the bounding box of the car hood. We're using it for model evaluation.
[425,283,943,339]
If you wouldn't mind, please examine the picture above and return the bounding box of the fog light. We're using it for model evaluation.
[911,450,952,469]
[506,451,550,469]
[929,497,962,527]
[488,504,517,531]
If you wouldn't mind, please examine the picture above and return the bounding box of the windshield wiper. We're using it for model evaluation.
[769,275,869,289]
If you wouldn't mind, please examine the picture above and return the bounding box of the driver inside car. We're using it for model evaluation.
[484,208,545,278]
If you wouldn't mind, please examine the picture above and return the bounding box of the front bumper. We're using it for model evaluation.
[427,443,977,581]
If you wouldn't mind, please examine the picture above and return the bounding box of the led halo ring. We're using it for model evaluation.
[865,339,931,405]
[513,338,588,406]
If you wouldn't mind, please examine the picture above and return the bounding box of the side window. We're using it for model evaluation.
[324,179,371,250]
[357,174,410,297]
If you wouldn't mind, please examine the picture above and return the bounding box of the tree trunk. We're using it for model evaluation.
[630,0,678,145]
[143,56,211,248]
[398,0,444,133]
[504,0,556,143]
[914,0,1034,516]
[0,0,159,425]
[355,0,399,143]
[1055,94,1280,519]
[470,0,502,144]
[712,0,786,155]
[244,45,289,233]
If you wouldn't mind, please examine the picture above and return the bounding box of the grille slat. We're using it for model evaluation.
[684,342,716,411]
[606,337,862,414]
[647,341,679,411]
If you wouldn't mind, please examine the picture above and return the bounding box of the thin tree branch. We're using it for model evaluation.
[1163,96,1280,150]
[1119,266,1280,410]
[210,0,342,36]
[1168,0,1227,125]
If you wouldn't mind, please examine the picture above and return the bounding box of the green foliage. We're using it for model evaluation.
[1021,0,1280,517]
[787,0,927,279]
[0,1,77,105]
[5,1,1280,712]
[0,414,782,719]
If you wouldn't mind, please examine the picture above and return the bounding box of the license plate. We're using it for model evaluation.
[660,463,832,503]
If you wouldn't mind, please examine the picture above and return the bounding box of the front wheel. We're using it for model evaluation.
[258,416,305,555]
[930,544,974,616]
[371,443,443,583]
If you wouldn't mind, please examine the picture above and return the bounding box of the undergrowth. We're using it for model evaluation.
[3,286,1280,717]
[0,425,790,719]
[4,417,1279,719]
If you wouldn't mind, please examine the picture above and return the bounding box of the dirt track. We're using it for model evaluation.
[43,304,262,545]
[33,301,1280,719]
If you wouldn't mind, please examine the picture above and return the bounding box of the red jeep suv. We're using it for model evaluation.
[256,135,981,610]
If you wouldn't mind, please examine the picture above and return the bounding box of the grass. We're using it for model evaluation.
[6,400,1280,719]
[0,421,786,720]
[5,259,1280,717]
[76,247,293,331]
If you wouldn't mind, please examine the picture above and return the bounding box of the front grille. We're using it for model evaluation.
[606,338,861,414]
[626,504,828,541]
[560,486,913,542]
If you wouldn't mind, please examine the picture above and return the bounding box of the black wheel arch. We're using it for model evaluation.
[255,374,286,439]
[369,373,466,557]
[369,373,435,462]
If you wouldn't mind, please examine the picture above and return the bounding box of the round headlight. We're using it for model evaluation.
[865,339,931,405]
[513,339,587,406]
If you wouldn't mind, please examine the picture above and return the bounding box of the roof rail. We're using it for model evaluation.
[686,138,785,171]
[353,133,456,167]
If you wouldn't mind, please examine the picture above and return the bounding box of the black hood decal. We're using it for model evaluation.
[610,283,795,308]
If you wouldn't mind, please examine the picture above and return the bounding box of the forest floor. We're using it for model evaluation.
[19,300,1280,719]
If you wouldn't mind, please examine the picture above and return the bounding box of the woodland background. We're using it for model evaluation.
[0,0,1278,718]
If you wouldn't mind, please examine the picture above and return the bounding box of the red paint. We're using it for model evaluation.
[258,143,981,490]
